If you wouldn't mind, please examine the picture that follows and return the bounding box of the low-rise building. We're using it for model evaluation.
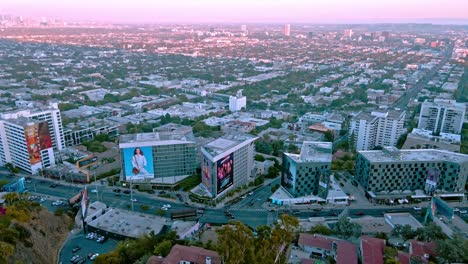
[298,233,358,264]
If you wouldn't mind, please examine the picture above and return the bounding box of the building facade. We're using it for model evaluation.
[418,99,465,135]
[0,102,65,150]
[0,118,55,174]
[201,134,257,198]
[350,110,406,151]
[282,142,332,198]
[228,90,247,112]
[119,132,197,185]
[355,147,468,196]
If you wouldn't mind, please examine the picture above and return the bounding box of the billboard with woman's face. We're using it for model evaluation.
[122,146,154,180]
[216,153,234,195]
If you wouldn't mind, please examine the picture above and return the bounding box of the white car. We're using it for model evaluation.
[91,253,99,260]
[91,189,98,193]
[453,208,460,212]
[460,210,467,214]
[163,204,171,209]
[413,206,422,211]
[130,198,137,202]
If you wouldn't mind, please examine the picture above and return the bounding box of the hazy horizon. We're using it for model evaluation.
[1,0,468,24]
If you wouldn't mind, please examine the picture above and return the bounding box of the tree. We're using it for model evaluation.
[437,234,468,263]
[153,240,173,257]
[217,221,255,264]
[3,192,19,205]
[324,130,335,142]
[0,241,15,260]
[309,224,334,236]
[391,224,416,241]
[332,217,361,238]
[270,214,299,263]
[415,223,446,242]
[374,232,389,241]
[254,154,266,162]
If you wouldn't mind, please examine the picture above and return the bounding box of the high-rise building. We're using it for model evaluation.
[0,102,65,150]
[229,90,247,112]
[418,99,466,135]
[119,131,197,184]
[284,24,291,36]
[349,110,406,151]
[200,134,257,198]
[355,147,468,197]
[0,118,55,174]
[344,29,353,38]
[241,24,247,33]
[282,142,332,198]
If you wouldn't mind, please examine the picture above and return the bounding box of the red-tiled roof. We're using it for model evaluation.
[161,245,221,264]
[398,251,411,264]
[336,241,358,264]
[146,255,164,264]
[298,233,334,250]
[301,259,314,264]
[360,236,385,264]
[410,240,437,258]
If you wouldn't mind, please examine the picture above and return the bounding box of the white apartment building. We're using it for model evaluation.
[0,102,65,150]
[229,90,247,112]
[418,99,466,135]
[350,110,406,151]
[0,118,55,174]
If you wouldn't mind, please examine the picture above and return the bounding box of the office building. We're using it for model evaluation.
[344,29,353,38]
[0,118,55,174]
[418,99,465,135]
[200,134,257,198]
[119,131,197,184]
[282,142,332,198]
[0,102,65,150]
[229,90,247,112]
[349,110,406,151]
[284,24,291,36]
[355,147,468,197]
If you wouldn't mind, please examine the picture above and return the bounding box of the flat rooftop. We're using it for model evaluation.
[359,146,468,163]
[285,141,332,163]
[119,132,194,147]
[3,117,40,127]
[384,213,423,230]
[203,133,257,158]
[86,202,170,238]
[422,99,466,111]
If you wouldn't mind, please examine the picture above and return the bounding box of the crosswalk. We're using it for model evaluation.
[230,208,268,212]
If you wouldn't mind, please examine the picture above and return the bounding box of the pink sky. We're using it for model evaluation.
[1,0,467,23]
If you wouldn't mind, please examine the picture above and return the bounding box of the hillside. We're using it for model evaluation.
[0,194,73,264]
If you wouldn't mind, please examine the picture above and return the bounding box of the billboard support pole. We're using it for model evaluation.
[130,181,134,211]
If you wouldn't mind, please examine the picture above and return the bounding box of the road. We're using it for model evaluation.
[392,44,454,110]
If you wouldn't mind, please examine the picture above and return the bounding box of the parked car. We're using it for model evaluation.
[413,207,422,211]
[123,190,131,194]
[50,184,57,188]
[113,189,121,193]
[147,190,155,194]
[72,246,81,253]
[90,253,100,260]
[70,255,80,262]
[130,198,137,202]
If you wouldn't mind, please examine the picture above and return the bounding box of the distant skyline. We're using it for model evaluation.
[1,0,468,24]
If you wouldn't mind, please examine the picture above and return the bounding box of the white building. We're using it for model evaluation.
[418,99,466,135]
[350,110,406,151]
[0,103,65,150]
[0,118,55,174]
[229,90,247,112]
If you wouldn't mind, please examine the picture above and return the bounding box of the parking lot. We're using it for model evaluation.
[60,230,118,264]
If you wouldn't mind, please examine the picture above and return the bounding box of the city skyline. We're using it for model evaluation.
[1,0,468,24]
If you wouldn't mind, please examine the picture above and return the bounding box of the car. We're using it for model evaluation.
[91,189,98,193]
[96,236,107,243]
[112,188,121,193]
[147,190,155,194]
[413,206,422,211]
[50,184,57,188]
[123,190,131,194]
[70,255,80,262]
[453,208,460,212]
[161,207,168,211]
[90,253,100,260]
[355,211,365,216]
[163,204,171,209]
[76,258,86,264]
[130,198,137,202]
[159,191,167,195]
[72,246,81,253]
[460,210,467,214]
[114,193,121,197]
[39,198,46,203]
[88,253,95,259]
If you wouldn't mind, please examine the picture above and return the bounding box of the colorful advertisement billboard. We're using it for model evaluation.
[81,186,88,218]
[425,168,440,195]
[216,153,233,195]
[282,155,296,194]
[38,122,52,149]
[24,124,41,165]
[122,146,154,180]
[202,156,212,189]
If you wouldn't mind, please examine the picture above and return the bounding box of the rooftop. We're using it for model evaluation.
[3,117,40,127]
[202,133,257,159]
[119,131,195,147]
[384,213,423,230]
[354,109,405,122]
[422,99,466,111]
[162,245,222,264]
[285,141,332,163]
[359,146,468,163]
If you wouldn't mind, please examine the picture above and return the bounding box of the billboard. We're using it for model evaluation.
[216,153,233,195]
[24,124,41,165]
[202,156,212,189]
[122,146,154,180]
[282,155,296,194]
[425,168,440,195]
[38,122,52,149]
[81,186,88,218]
